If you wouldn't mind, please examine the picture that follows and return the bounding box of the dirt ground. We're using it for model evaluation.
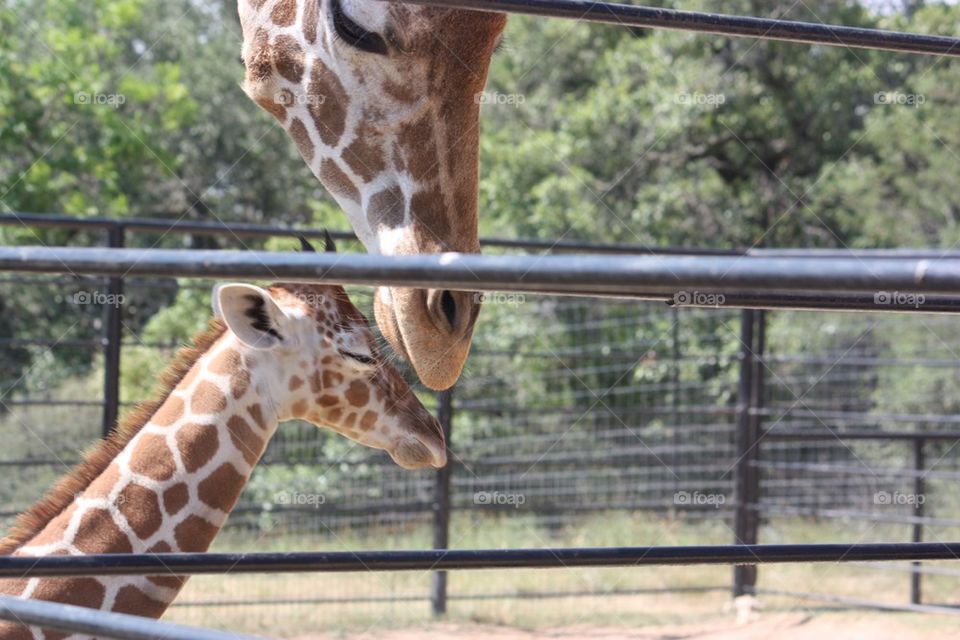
[294,612,958,640]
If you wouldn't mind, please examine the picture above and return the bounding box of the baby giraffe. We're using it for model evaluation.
[0,238,445,639]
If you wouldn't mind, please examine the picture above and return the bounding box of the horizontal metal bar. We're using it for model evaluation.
[766,429,960,441]
[2,543,959,577]
[2,247,960,303]
[396,0,960,57]
[0,595,263,640]
[756,588,960,616]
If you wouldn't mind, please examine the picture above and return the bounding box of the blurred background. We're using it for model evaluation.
[1,0,960,637]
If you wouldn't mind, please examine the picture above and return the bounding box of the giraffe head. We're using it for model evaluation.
[214,275,446,470]
[237,0,506,390]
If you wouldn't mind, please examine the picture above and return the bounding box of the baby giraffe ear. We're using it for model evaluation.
[213,283,291,350]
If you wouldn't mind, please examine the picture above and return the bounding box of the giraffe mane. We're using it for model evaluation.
[0,319,228,555]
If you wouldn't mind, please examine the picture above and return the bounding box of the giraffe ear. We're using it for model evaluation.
[214,283,292,350]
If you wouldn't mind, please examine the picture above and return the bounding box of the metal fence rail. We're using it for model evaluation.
[0,595,264,640]
[2,543,960,577]
[389,0,960,56]
[1,246,959,311]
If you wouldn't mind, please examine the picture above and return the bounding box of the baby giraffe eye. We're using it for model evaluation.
[342,350,376,366]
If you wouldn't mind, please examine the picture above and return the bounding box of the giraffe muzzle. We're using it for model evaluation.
[390,435,447,470]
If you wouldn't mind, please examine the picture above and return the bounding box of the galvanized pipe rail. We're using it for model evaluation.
[0,595,264,640]
[1,246,959,313]
[392,0,960,57]
[0,544,959,578]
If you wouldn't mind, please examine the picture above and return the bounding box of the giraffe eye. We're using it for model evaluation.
[331,0,388,55]
[342,350,376,366]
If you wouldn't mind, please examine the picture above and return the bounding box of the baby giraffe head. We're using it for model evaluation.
[212,253,445,470]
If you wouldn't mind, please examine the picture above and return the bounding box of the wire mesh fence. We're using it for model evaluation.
[1,216,959,635]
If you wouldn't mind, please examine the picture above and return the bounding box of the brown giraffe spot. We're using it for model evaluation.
[248,404,268,432]
[117,482,163,539]
[129,434,176,481]
[368,185,407,230]
[274,35,305,83]
[319,159,360,203]
[271,0,296,26]
[227,415,264,466]
[0,618,31,640]
[410,185,451,241]
[153,395,184,427]
[163,484,189,516]
[198,463,246,513]
[231,368,251,399]
[342,124,387,182]
[322,370,343,388]
[208,348,241,375]
[383,79,418,104]
[176,422,219,473]
[32,577,105,609]
[360,410,379,432]
[74,508,133,554]
[303,0,319,43]
[398,114,439,182]
[289,117,315,162]
[87,463,121,499]
[289,375,304,391]
[318,394,339,407]
[343,412,357,429]
[148,541,171,553]
[191,381,227,415]
[308,60,348,146]
[328,408,343,423]
[310,370,323,394]
[321,355,333,365]
[292,399,308,417]
[345,380,370,408]
[174,515,219,552]
[112,584,168,619]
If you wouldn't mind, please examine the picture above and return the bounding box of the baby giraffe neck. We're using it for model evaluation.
[0,331,281,631]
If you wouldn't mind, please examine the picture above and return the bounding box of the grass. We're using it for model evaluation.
[162,512,960,637]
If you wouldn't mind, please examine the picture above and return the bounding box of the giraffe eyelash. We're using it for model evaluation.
[341,350,376,366]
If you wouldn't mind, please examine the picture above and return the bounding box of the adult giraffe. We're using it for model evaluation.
[237,0,507,390]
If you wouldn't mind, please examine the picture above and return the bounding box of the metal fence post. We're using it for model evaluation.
[733,309,764,597]
[101,224,124,437]
[431,386,455,616]
[911,437,925,605]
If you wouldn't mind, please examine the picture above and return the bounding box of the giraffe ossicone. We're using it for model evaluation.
[0,279,444,637]
[237,0,507,391]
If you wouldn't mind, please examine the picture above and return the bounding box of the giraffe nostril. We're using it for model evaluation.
[439,291,457,329]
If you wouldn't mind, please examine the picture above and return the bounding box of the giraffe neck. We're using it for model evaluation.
[0,332,284,627]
